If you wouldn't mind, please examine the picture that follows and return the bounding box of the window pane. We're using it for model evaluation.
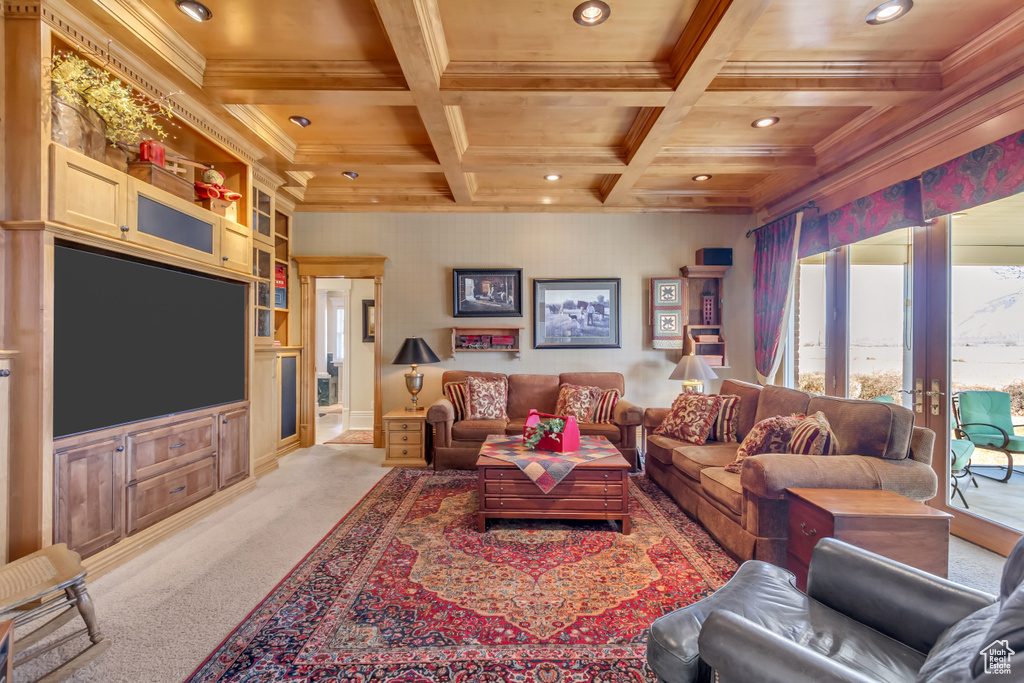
[848,228,913,405]
[950,194,1024,526]
[794,259,826,393]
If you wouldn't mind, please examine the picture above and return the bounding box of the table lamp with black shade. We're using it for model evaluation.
[392,337,441,411]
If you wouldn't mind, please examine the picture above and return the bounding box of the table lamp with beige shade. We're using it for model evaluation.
[669,352,718,393]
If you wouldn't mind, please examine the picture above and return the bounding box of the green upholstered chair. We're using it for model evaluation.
[953,391,1023,483]
[950,436,976,508]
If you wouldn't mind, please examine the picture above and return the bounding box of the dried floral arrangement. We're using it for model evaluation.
[50,52,175,145]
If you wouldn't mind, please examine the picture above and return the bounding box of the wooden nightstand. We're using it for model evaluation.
[786,488,953,591]
[382,409,429,468]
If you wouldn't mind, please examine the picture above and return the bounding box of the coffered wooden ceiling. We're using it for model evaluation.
[70,0,1024,214]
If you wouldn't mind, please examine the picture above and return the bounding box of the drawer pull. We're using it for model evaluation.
[170,442,187,449]
[499,472,503,478]
[800,523,817,537]
[223,419,229,424]
[604,502,608,508]
[604,474,609,479]
[402,450,407,455]
[116,446,125,452]
[222,256,229,261]
[169,485,186,494]
[499,487,503,492]
[402,423,408,429]
[0,369,9,377]
[120,225,129,233]
[402,435,408,441]
[500,502,503,506]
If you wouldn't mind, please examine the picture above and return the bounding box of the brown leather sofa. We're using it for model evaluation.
[426,371,643,470]
[644,379,938,566]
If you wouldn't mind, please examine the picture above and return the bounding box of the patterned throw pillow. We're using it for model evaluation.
[787,411,838,456]
[653,393,724,445]
[443,382,468,421]
[707,394,741,443]
[466,375,509,420]
[592,388,621,424]
[724,415,803,473]
[555,384,604,422]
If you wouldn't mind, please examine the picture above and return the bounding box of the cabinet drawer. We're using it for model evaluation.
[387,444,421,460]
[388,431,422,446]
[787,497,834,565]
[128,417,216,483]
[387,419,423,433]
[126,456,217,535]
[484,481,622,497]
[483,467,622,483]
[483,497,623,512]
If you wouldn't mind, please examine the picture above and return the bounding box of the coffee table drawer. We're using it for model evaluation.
[484,481,622,497]
[482,467,621,483]
[483,497,623,512]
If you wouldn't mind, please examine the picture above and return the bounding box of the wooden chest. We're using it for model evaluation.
[127,161,193,201]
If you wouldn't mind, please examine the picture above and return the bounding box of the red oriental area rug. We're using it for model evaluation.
[186,469,737,682]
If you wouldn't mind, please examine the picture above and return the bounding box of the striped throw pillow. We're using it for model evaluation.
[708,394,740,443]
[787,411,838,455]
[443,382,468,421]
[592,389,621,424]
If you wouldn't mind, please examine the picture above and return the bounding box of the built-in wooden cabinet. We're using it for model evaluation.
[53,402,249,558]
[218,408,249,488]
[0,351,14,565]
[54,438,124,558]
[48,144,252,275]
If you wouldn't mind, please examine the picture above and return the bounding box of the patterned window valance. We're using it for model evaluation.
[798,179,923,258]
[921,129,1024,220]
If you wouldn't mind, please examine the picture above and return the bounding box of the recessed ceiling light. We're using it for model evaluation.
[288,115,311,128]
[865,0,913,24]
[544,174,562,181]
[343,171,359,180]
[573,1,610,26]
[752,116,780,128]
[175,0,212,22]
[692,174,712,182]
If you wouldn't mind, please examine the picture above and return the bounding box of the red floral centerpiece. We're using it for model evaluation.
[523,409,581,453]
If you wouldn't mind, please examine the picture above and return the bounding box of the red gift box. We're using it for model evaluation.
[524,409,580,453]
[275,264,287,288]
[139,140,165,167]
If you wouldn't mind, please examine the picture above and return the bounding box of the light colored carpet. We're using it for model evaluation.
[18,444,388,683]
[15,448,1013,682]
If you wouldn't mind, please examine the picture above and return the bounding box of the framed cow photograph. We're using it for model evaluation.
[533,278,621,349]
[453,268,523,318]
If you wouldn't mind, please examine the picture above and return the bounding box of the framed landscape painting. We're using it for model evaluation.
[453,268,523,318]
[534,278,621,349]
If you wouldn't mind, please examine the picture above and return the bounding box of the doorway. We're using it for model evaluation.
[314,278,377,445]
[293,256,387,448]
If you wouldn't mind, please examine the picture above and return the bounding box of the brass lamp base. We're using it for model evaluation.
[405,365,425,410]
[681,380,704,393]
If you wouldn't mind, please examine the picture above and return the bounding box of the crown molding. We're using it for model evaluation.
[252,164,287,190]
[86,0,205,87]
[223,105,298,162]
[942,5,1024,87]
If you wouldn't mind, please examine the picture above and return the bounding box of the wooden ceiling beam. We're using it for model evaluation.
[652,146,816,171]
[602,0,773,205]
[461,146,626,173]
[371,0,475,203]
[292,145,441,172]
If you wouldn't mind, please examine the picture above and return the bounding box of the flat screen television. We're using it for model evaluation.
[54,245,247,438]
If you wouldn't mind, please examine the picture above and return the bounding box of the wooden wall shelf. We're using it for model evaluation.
[451,326,524,357]
[680,264,729,366]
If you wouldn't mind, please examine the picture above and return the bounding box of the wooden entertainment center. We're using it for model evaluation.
[0,4,303,575]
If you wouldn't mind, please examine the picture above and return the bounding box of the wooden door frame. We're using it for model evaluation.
[293,256,387,448]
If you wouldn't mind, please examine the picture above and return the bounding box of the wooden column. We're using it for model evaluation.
[3,225,54,559]
[373,275,384,448]
[0,350,17,565]
[299,275,314,448]
[5,12,49,221]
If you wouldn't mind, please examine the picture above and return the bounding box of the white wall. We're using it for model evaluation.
[293,212,757,414]
[349,278,375,420]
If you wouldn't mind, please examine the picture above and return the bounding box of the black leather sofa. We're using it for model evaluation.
[647,537,1024,683]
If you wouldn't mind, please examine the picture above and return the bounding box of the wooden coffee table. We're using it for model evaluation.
[476,436,631,534]
[786,488,953,591]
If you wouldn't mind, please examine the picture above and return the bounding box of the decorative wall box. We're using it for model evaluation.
[128,161,193,201]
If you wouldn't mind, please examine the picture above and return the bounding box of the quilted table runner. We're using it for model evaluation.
[479,434,620,493]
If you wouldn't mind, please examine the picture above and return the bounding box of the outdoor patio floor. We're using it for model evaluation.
[951,465,1024,531]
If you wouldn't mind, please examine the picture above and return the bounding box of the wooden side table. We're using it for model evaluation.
[382,409,429,468]
[786,488,953,591]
